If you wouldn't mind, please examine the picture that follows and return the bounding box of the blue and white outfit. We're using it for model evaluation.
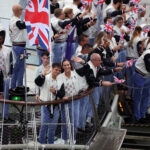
[87,61,100,118]
[51,17,67,63]
[133,50,150,120]
[57,71,81,142]
[0,46,12,119]
[9,16,27,88]
[36,73,60,144]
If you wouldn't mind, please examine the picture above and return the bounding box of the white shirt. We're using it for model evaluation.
[127,36,142,59]
[104,4,116,19]
[0,50,5,72]
[113,25,129,35]
[35,64,45,95]
[64,18,77,39]
[39,73,58,102]
[0,46,11,79]
[88,61,97,78]
[137,17,147,26]
[75,45,82,56]
[57,71,82,96]
[83,13,98,39]
[109,37,118,59]
[135,49,150,77]
[64,75,77,97]
[51,17,67,41]
[9,16,27,43]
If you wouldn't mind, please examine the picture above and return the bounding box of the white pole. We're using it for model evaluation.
[48,0,52,65]
[48,0,54,113]
[0,144,89,149]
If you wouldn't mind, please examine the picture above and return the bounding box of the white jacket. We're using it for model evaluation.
[0,46,12,79]
[57,71,82,96]
[127,36,142,59]
[135,49,150,77]
[39,73,57,102]
[9,16,27,43]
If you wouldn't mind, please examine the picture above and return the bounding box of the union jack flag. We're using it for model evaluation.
[104,22,113,33]
[65,24,72,30]
[130,0,140,4]
[129,19,136,32]
[81,0,93,6]
[97,0,106,5]
[143,4,146,9]
[25,0,50,51]
[120,33,125,42]
[126,59,135,68]
[144,26,150,33]
[143,25,150,34]
[113,76,125,84]
[133,4,139,13]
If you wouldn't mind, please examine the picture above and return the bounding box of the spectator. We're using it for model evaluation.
[51,8,75,63]
[57,59,82,143]
[0,25,13,120]
[9,4,27,89]
[35,51,50,102]
[50,0,60,17]
[75,34,89,56]
[133,49,150,123]
[35,63,62,144]
[63,0,81,17]
[104,0,133,20]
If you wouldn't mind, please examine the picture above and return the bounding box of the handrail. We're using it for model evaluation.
[0,88,94,106]
[4,44,36,52]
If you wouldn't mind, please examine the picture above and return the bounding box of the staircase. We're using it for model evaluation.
[121,124,150,149]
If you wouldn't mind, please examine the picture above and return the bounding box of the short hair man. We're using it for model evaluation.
[35,63,63,144]
[9,4,27,89]
[35,51,50,102]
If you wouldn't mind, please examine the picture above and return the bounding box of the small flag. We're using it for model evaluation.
[120,33,125,42]
[133,4,139,13]
[65,24,72,30]
[81,0,93,6]
[143,25,150,33]
[97,0,106,5]
[130,0,140,5]
[113,76,125,84]
[129,19,136,32]
[104,22,113,33]
[143,4,146,9]
[126,59,135,68]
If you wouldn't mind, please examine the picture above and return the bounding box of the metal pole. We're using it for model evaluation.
[24,48,29,143]
[89,94,100,130]
[0,144,89,150]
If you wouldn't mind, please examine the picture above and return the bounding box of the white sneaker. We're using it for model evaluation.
[54,138,65,144]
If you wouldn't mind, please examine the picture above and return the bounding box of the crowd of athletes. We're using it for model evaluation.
[0,0,150,144]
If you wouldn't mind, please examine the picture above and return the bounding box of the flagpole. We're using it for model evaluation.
[48,0,54,115]
[48,0,52,65]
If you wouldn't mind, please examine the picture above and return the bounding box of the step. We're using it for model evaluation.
[127,130,150,137]
[122,143,150,149]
